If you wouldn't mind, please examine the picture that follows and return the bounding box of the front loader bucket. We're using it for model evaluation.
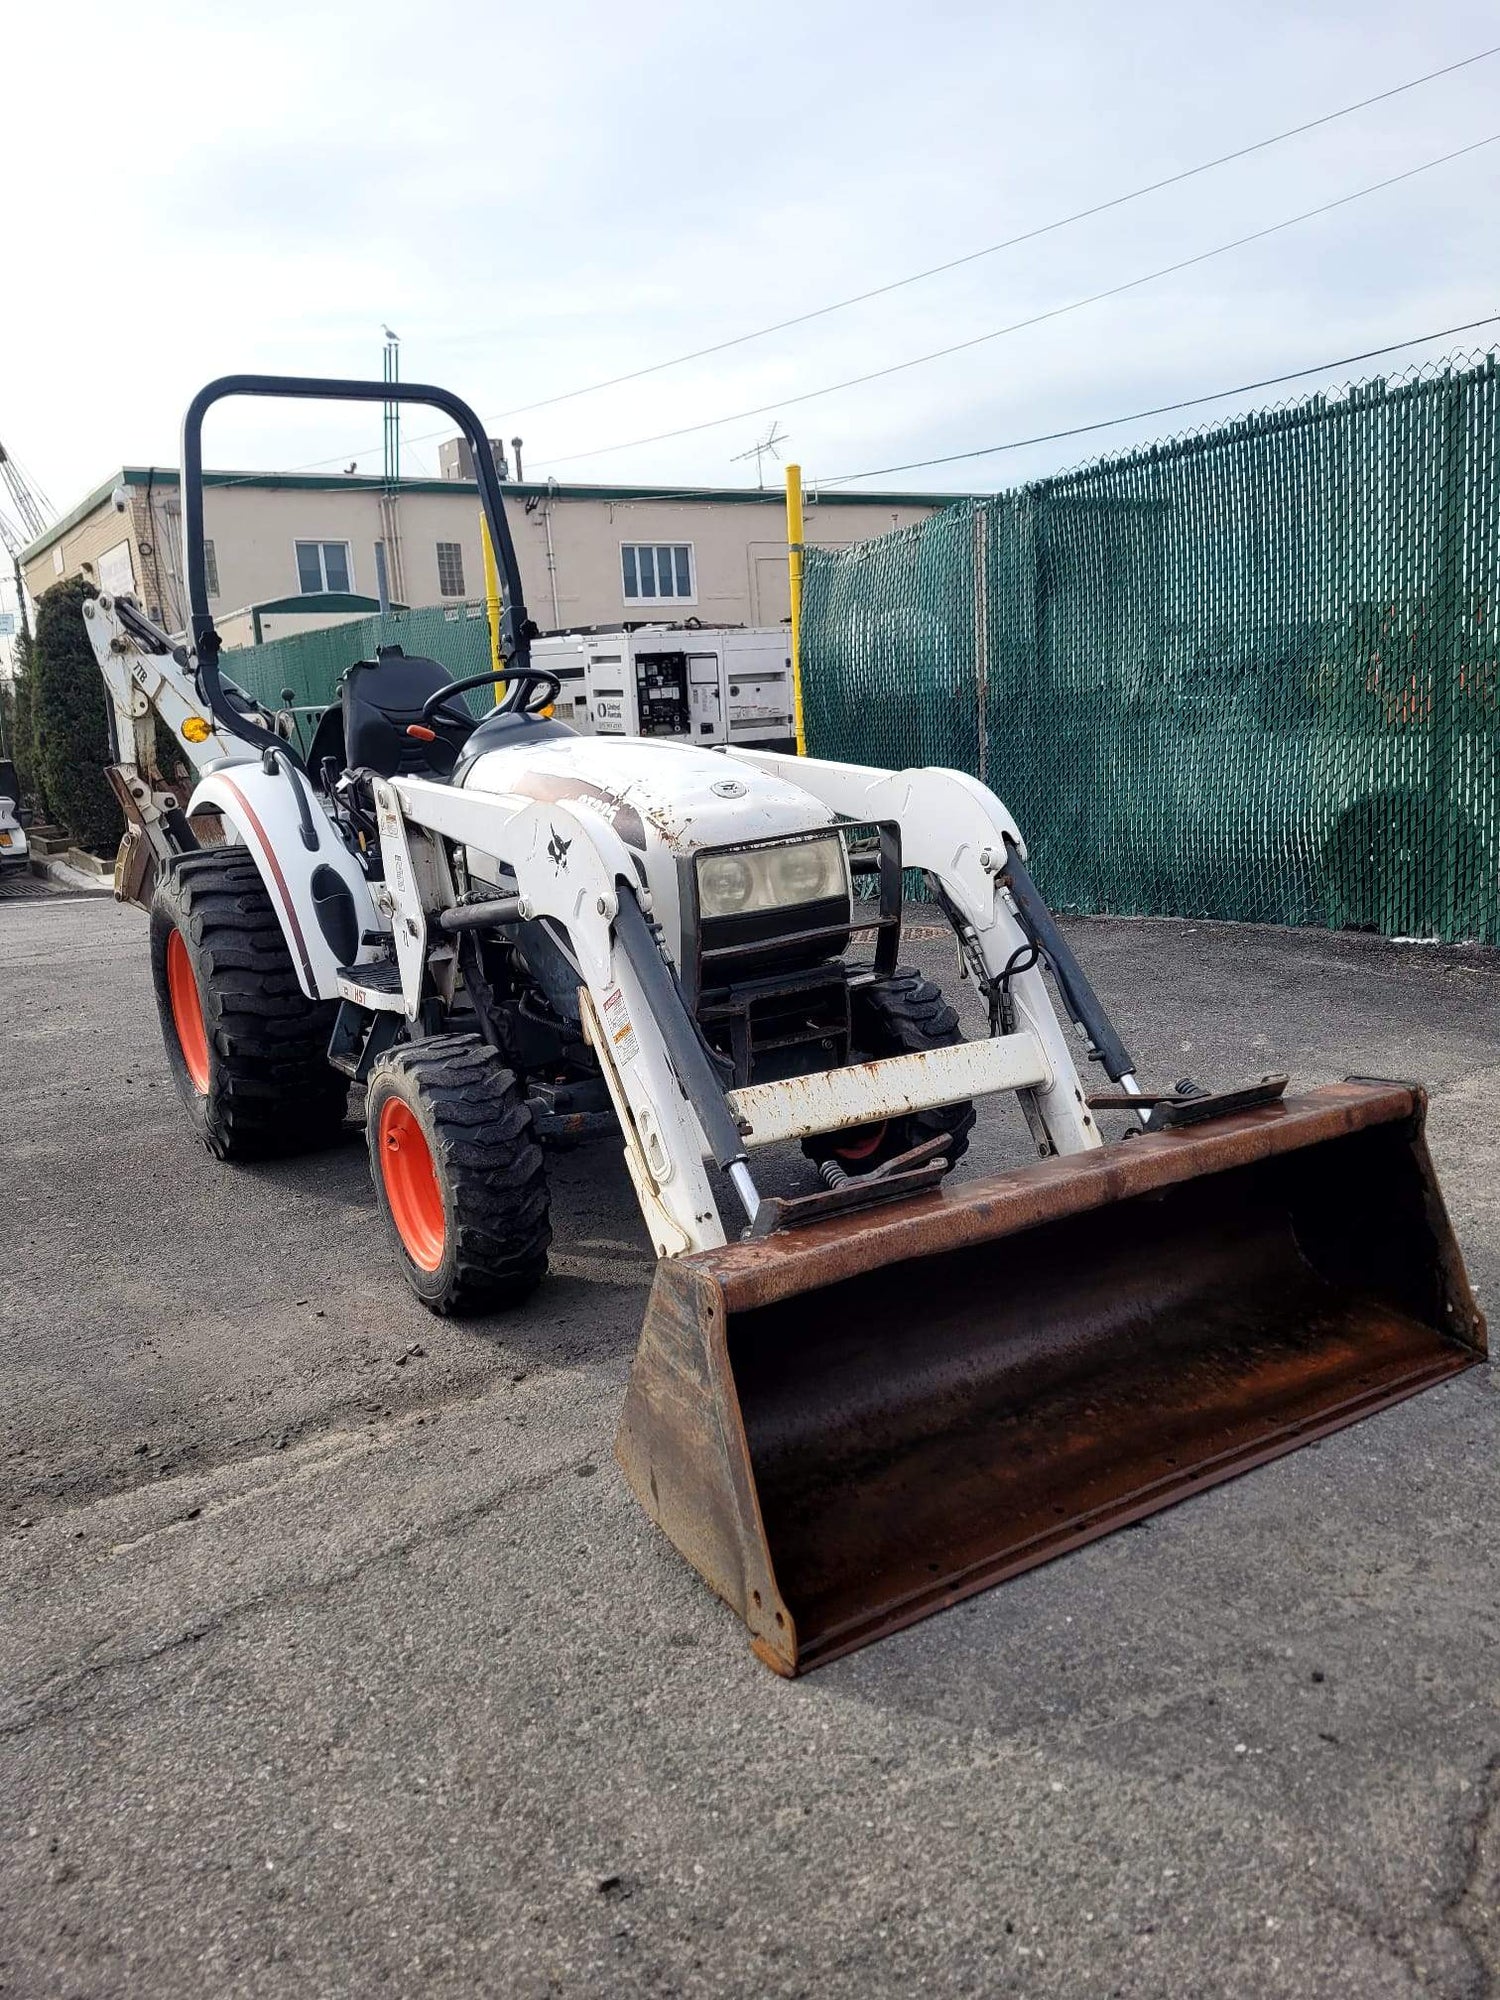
[616,1082,1484,1675]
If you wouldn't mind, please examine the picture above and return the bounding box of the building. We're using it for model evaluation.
[20,466,957,645]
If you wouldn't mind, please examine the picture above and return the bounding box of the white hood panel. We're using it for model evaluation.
[459,737,840,958]
[461,736,836,855]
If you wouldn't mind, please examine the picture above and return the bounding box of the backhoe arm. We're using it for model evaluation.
[81,591,256,903]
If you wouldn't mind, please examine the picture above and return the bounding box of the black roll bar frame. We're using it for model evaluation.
[179,374,534,766]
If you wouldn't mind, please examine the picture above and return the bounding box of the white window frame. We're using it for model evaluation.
[435,540,467,599]
[621,541,696,606]
[293,539,355,595]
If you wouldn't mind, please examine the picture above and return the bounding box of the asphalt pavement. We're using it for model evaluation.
[3,881,1497,1998]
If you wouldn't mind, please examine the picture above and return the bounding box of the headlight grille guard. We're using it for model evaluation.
[676,820,903,1008]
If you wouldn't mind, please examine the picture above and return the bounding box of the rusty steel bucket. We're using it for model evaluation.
[616,1082,1484,1675]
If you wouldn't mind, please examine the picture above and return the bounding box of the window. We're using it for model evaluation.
[294,540,352,594]
[98,540,136,596]
[436,541,466,598]
[622,543,694,603]
[203,539,220,598]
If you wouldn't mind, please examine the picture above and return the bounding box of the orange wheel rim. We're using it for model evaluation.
[834,1122,888,1162]
[166,928,211,1094]
[379,1097,446,1271]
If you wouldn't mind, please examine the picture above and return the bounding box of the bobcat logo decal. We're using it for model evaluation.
[547,825,572,870]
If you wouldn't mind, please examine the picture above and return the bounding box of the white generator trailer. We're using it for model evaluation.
[82,371,1484,1677]
[534,625,794,750]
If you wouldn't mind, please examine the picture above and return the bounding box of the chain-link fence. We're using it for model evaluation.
[224,601,497,715]
[803,355,1500,944]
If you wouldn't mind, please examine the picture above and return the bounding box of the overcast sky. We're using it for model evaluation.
[3,0,1498,534]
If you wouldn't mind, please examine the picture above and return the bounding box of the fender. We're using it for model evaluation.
[187,765,380,1000]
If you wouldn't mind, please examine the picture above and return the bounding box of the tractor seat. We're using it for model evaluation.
[306,646,471,782]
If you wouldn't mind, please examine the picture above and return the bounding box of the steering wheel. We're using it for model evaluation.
[420,667,563,733]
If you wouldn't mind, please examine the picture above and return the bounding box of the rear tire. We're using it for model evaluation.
[803,966,976,1173]
[150,851,346,1159]
[367,1033,551,1316]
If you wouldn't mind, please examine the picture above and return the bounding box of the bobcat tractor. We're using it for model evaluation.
[85,374,1485,1675]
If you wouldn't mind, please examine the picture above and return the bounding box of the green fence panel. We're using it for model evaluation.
[802,357,1500,946]
[224,601,498,716]
[802,501,985,775]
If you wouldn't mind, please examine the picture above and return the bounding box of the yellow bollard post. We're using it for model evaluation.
[481,512,504,705]
[786,463,807,755]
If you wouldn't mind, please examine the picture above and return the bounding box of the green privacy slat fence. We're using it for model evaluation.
[803,355,1500,945]
[224,601,498,715]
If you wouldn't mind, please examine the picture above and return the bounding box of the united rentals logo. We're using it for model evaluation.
[547,825,572,869]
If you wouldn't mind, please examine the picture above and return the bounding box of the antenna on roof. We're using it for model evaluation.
[731,422,787,490]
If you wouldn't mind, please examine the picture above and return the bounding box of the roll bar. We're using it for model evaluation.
[180,374,535,761]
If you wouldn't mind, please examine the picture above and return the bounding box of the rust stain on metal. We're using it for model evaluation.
[616,1081,1484,1676]
[642,801,692,845]
[496,769,648,850]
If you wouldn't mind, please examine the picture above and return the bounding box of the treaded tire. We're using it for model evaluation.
[803,966,976,1172]
[150,851,347,1160]
[367,1033,551,1316]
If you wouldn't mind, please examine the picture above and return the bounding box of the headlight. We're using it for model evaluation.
[697,834,848,919]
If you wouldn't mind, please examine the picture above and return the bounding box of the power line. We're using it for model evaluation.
[539,130,1500,470]
[814,315,1500,485]
[474,41,1500,424]
[195,44,1500,490]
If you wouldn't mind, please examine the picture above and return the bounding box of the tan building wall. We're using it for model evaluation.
[23,470,954,639]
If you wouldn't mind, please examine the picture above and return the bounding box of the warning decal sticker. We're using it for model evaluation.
[601,985,640,1065]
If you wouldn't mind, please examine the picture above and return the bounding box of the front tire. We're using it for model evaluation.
[150,852,346,1159]
[367,1034,551,1315]
[803,966,976,1173]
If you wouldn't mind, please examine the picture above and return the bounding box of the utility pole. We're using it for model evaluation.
[378,328,406,606]
[0,528,33,647]
[381,328,401,484]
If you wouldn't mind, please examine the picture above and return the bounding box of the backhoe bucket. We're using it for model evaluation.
[617,1082,1483,1675]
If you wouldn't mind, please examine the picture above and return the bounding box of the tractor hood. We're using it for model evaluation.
[459,736,837,858]
[458,735,841,965]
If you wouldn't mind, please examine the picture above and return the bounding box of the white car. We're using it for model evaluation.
[0,759,30,874]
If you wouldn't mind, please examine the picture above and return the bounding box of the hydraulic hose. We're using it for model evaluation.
[999,838,1136,1083]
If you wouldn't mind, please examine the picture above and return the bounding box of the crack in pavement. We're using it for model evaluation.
[1322,1750,1500,2000]
[2,1338,626,1524]
[1322,1891,1432,1994]
[1444,1751,1500,1999]
[0,1447,600,1747]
